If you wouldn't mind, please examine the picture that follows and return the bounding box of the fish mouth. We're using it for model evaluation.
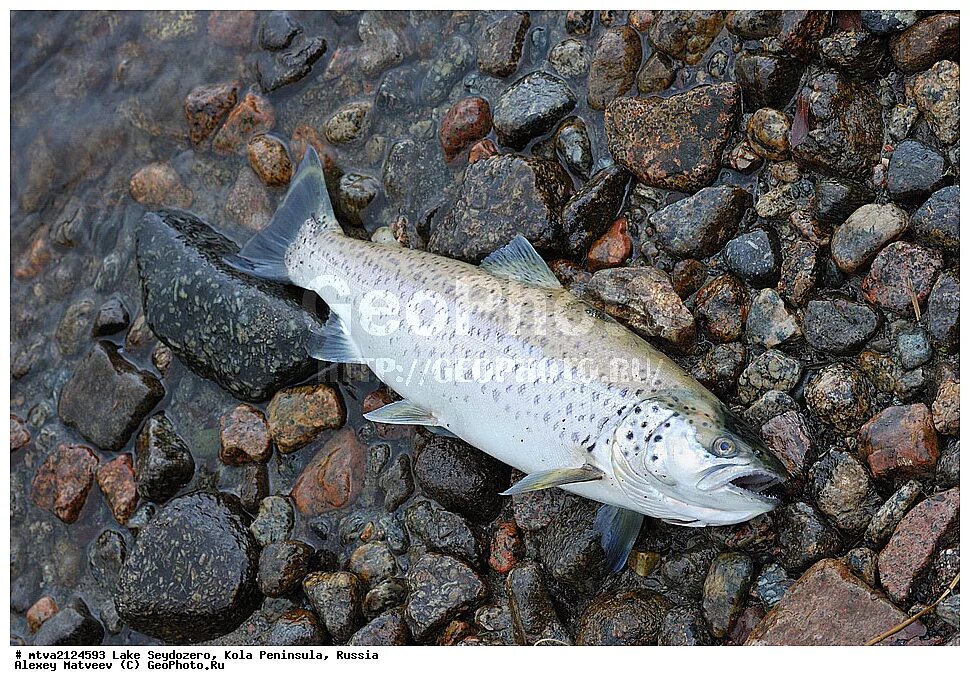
[698,464,785,503]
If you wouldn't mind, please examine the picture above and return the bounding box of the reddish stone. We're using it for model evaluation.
[31,444,99,524]
[362,387,408,439]
[438,620,475,646]
[489,520,523,574]
[587,218,633,272]
[14,226,52,280]
[129,162,193,208]
[878,488,959,605]
[184,81,239,146]
[290,124,340,174]
[861,242,943,316]
[96,453,139,525]
[725,603,765,645]
[859,404,939,480]
[290,429,366,515]
[671,259,707,298]
[11,414,30,452]
[207,10,255,49]
[267,383,346,453]
[219,404,272,465]
[760,410,812,476]
[225,168,272,231]
[439,97,493,162]
[247,133,293,186]
[213,91,276,155]
[548,259,590,289]
[779,11,830,61]
[26,596,58,632]
[468,139,499,165]
[746,559,926,645]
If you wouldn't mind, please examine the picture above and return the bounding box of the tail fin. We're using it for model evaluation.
[225,147,341,282]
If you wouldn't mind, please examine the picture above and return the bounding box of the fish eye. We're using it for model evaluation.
[712,437,737,457]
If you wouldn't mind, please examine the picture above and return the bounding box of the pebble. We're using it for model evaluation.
[539,499,607,590]
[911,186,959,252]
[587,25,640,110]
[183,81,238,146]
[565,10,592,35]
[128,162,192,208]
[878,488,959,604]
[548,39,589,80]
[865,480,923,546]
[858,403,939,480]
[56,298,96,356]
[290,429,366,516]
[92,295,130,337]
[606,83,740,192]
[246,134,292,186]
[30,444,98,524]
[350,609,411,646]
[861,241,943,316]
[894,324,932,370]
[363,579,408,618]
[804,362,873,433]
[658,605,711,646]
[926,270,959,351]
[726,10,780,38]
[561,165,630,256]
[114,492,260,642]
[255,32,327,92]
[723,228,779,285]
[219,404,272,465]
[587,217,633,271]
[803,298,879,354]
[27,596,58,633]
[808,450,881,533]
[492,71,577,150]
[702,552,755,639]
[478,11,530,78]
[745,390,798,427]
[438,97,492,162]
[651,185,751,258]
[775,502,843,572]
[746,108,791,160]
[576,590,672,645]
[489,520,523,574]
[819,30,887,78]
[419,35,474,105]
[378,451,413,512]
[887,140,945,203]
[932,377,959,436]
[913,60,960,146]
[760,409,813,476]
[648,10,724,64]
[324,101,371,146]
[636,52,675,94]
[134,413,194,503]
[32,599,104,646]
[413,435,510,523]
[96,454,139,525]
[811,177,876,225]
[735,52,802,110]
[258,11,299,50]
[889,14,959,74]
[745,288,800,348]
[506,562,569,645]
[267,608,326,646]
[212,91,275,155]
[58,342,164,451]
[778,10,829,60]
[694,342,747,395]
[694,274,750,343]
[830,203,909,273]
[860,11,918,35]
[349,541,397,586]
[266,384,345,453]
[225,167,272,231]
[776,240,818,306]
[250,495,294,546]
[671,258,707,298]
[467,139,498,165]
[585,267,695,349]
[554,117,592,178]
[258,540,314,597]
[936,595,960,629]
[405,499,481,565]
[746,558,925,645]
[737,350,802,405]
[405,553,486,642]
[754,563,792,608]
[303,571,364,644]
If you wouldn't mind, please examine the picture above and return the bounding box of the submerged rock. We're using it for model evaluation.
[492,72,577,150]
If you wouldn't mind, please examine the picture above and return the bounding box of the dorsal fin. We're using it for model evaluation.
[480,235,562,289]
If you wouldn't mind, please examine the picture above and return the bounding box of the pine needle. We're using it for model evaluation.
[865,571,959,646]
[533,637,570,646]
[906,274,921,321]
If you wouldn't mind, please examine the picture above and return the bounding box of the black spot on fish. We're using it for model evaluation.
[653,435,662,443]
[626,431,634,440]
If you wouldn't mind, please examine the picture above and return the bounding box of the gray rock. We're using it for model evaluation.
[755,563,793,608]
[702,552,755,638]
[936,439,959,488]
[723,229,779,285]
[350,608,411,646]
[304,571,364,644]
[650,186,751,258]
[548,39,589,80]
[830,203,909,273]
[250,495,294,546]
[888,140,946,204]
[348,542,397,586]
[267,608,326,645]
[506,562,569,645]
[420,35,474,105]
[33,599,104,646]
[775,502,842,572]
[492,71,577,150]
[576,590,672,645]
[134,413,194,503]
[913,60,959,146]
[405,500,481,565]
[258,11,300,51]
[744,390,798,427]
[255,33,327,91]
[894,324,933,370]
[936,594,959,629]
[561,165,629,255]
[804,362,874,433]
[658,605,711,646]
[92,295,130,337]
[865,480,923,546]
[404,553,486,641]
[926,270,959,352]
[803,298,879,354]
[819,30,886,78]
[843,547,879,587]
[737,350,803,405]
[808,450,881,533]
[554,117,592,178]
[587,25,640,110]
[379,451,413,513]
[745,289,800,348]
[478,11,530,78]
[258,540,313,597]
[860,11,918,35]
[911,185,958,253]
[811,177,876,225]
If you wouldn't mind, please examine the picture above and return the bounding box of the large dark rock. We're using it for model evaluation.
[803,298,879,355]
[561,165,630,256]
[650,186,751,258]
[413,435,510,523]
[136,210,323,402]
[911,185,959,253]
[114,492,260,643]
[58,341,164,451]
[735,53,802,110]
[492,71,577,150]
[255,33,327,91]
[576,590,672,645]
[404,553,486,641]
[134,413,194,503]
[428,154,573,262]
[887,140,946,204]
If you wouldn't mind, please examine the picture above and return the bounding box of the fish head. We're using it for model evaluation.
[610,391,788,525]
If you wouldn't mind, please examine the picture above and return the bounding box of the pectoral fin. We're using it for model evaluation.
[500,465,604,496]
[480,235,562,289]
[363,400,439,426]
[594,504,644,573]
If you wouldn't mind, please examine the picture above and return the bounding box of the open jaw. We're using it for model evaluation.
[726,469,786,502]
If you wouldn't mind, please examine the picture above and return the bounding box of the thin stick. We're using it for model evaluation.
[865,572,959,646]
[533,637,570,647]
[906,274,921,321]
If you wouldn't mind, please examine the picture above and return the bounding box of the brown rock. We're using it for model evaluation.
[290,429,366,515]
[746,558,926,645]
[96,453,139,525]
[213,91,275,155]
[804,362,873,434]
[290,124,338,170]
[776,239,818,307]
[648,10,724,64]
[878,488,959,605]
[27,596,58,633]
[478,12,530,78]
[931,378,959,436]
[14,226,52,280]
[439,97,492,162]
[267,383,346,453]
[129,162,193,208]
[694,274,750,343]
[489,520,523,574]
[468,139,499,165]
[760,410,812,476]
[636,52,675,94]
[225,167,272,231]
[184,81,239,146]
[207,10,255,48]
[671,259,707,298]
[859,404,939,480]
[247,134,292,186]
[746,108,791,160]
[779,11,830,60]
[586,217,632,272]
[605,83,741,192]
[889,13,959,74]
[862,242,943,316]
[913,60,960,147]
[576,590,672,645]
[587,25,641,110]
[11,413,30,452]
[361,388,408,440]
[30,444,99,524]
[219,404,273,465]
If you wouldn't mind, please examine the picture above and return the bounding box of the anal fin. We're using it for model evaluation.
[594,504,644,573]
[363,399,438,426]
[500,464,603,496]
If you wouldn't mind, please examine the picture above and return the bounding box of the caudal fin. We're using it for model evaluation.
[225,147,342,283]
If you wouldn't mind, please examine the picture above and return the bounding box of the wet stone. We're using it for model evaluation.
[266,384,345,454]
[379,451,413,512]
[324,101,371,146]
[658,605,712,646]
[861,241,943,316]
[695,342,747,395]
[587,217,633,272]
[136,210,322,401]
[887,140,945,204]
[702,552,755,639]
[737,350,802,405]
[606,83,741,192]
[405,553,486,642]
[576,590,672,646]
[438,97,492,162]
[250,495,294,547]
[114,492,260,643]
[726,10,781,39]
[723,228,779,286]
[429,154,572,262]
[492,71,577,150]
[363,579,408,618]
[746,108,791,160]
[775,240,817,308]
[804,362,873,434]
[808,450,881,533]
[548,39,590,80]
[636,52,675,94]
[651,186,751,259]
[648,10,724,65]
[894,324,932,370]
[212,91,275,155]
[860,11,918,35]
[350,609,411,646]
[405,500,481,566]
[258,11,300,51]
[819,30,887,79]
[554,117,592,179]
[27,596,58,633]
[129,162,193,209]
[420,35,474,106]
[775,502,842,572]
[255,32,327,92]
[755,563,792,608]
[478,11,530,78]
[290,430,366,516]
[878,487,959,605]
[96,454,138,525]
[561,165,630,256]
[489,520,523,575]
[778,10,829,61]
[671,259,707,299]
[258,540,314,597]
[89,529,126,591]
[267,608,325,646]
[219,404,272,466]
[565,10,593,35]
[30,444,98,524]
[760,409,813,477]
[745,288,800,348]
[413,435,510,523]
[585,266,696,350]
[90,295,131,338]
[694,274,750,343]
[247,134,292,186]
[348,542,397,586]
[10,414,30,452]
[184,82,238,147]
[865,479,923,547]
[225,167,272,231]
[926,270,959,352]
[744,390,798,427]
[890,14,959,74]
[735,53,802,111]
[134,413,194,503]
[830,203,909,274]
[859,403,939,480]
[506,562,569,645]
[803,298,878,355]
[304,571,364,644]
[587,25,640,110]
[32,599,104,646]
[746,558,925,645]
[911,186,958,253]
[811,177,876,225]
[913,60,960,147]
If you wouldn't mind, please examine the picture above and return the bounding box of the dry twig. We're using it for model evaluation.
[865,572,959,646]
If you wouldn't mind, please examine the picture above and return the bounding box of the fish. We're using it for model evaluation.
[228,149,788,571]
